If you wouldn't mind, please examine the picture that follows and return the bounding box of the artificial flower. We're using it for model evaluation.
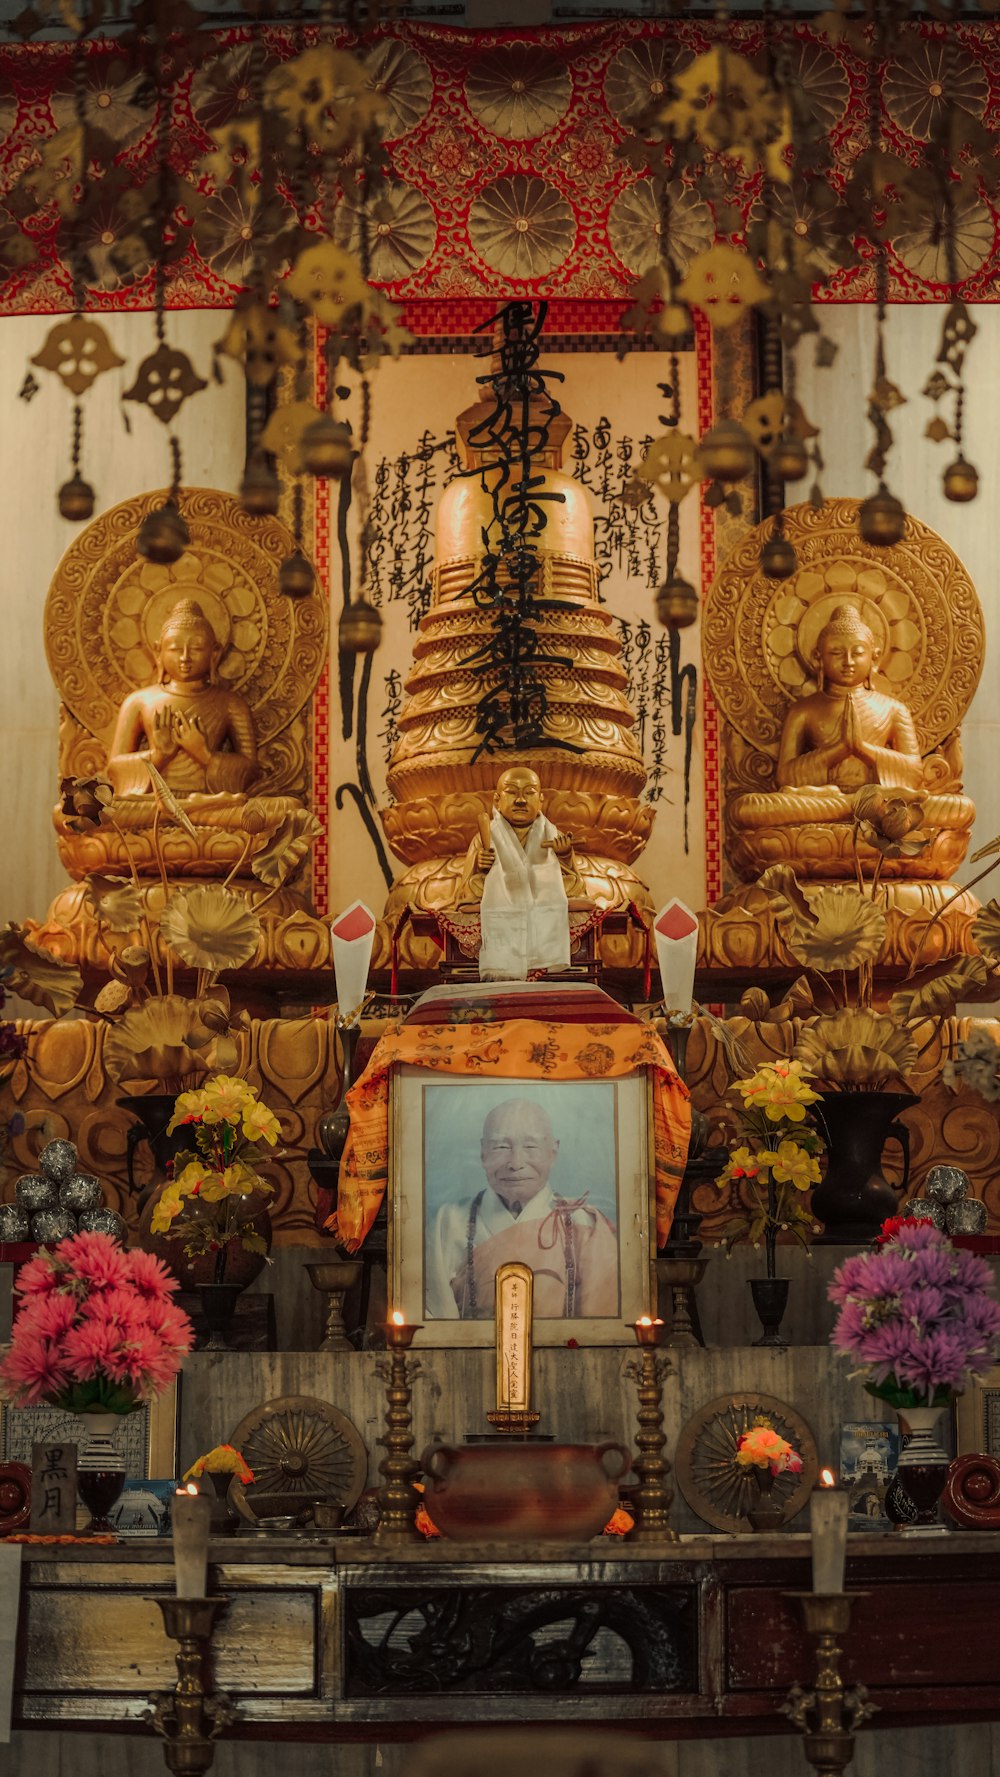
[723,1145,760,1181]
[770,1139,822,1193]
[183,1444,254,1484]
[240,1099,281,1145]
[733,1058,821,1123]
[159,887,261,974]
[735,1423,802,1474]
[794,1008,916,1088]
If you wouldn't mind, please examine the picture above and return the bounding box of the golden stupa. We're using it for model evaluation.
[380,371,653,967]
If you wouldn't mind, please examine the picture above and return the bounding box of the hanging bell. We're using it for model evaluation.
[760,532,797,580]
[769,436,809,484]
[58,473,95,522]
[655,575,699,630]
[279,549,316,599]
[339,596,383,654]
[697,420,755,484]
[858,487,906,548]
[301,415,354,479]
[239,452,281,517]
[942,457,979,504]
[136,500,190,565]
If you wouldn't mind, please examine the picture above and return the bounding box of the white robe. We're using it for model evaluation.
[425,1183,561,1320]
[478,811,570,981]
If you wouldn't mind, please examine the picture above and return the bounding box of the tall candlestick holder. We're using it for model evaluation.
[781,1593,877,1776]
[375,1316,423,1542]
[147,1596,235,1776]
[625,1319,678,1542]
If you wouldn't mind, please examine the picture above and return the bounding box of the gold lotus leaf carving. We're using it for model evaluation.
[44,486,327,747]
[702,498,984,756]
[468,175,575,279]
[466,44,570,141]
[364,39,433,140]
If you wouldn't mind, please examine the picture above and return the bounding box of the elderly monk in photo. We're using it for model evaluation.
[457,766,585,981]
[425,1098,619,1321]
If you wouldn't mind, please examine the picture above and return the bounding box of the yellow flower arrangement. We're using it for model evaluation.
[717,1058,824,1275]
[150,1073,280,1281]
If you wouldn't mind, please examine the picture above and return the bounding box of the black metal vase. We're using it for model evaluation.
[117,1093,188,1211]
[749,1278,790,1348]
[813,1090,917,1244]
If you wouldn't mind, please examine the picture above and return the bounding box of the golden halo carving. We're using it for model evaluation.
[702,497,984,756]
[44,485,327,747]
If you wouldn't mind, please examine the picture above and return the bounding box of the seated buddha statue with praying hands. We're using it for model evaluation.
[108,599,261,800]
[775,604,924,796]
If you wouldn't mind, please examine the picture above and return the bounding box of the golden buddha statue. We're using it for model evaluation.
[456,766,584,908]
[776,604,923,796]
[108,599,261,799]
[35,486,332,984]
[700,498,985,980]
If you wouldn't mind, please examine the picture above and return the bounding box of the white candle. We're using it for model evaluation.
[810,1468,848,1596]
[173,1483,211,1598]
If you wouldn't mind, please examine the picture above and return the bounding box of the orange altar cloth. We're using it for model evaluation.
[331,1015,691,1252]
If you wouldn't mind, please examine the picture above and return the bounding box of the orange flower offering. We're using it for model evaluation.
[735,1423,802,1476]
[183,1443,255,1485]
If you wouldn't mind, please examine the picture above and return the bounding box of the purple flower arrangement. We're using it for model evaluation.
[828,1218,1000,1409]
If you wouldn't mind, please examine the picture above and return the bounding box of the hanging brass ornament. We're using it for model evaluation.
[942,457,979,504]
[858,487,906,548]
[31,317,124,397]
[300,414,354,480]
[697,420,755,484]
[136,500,191,565]
[655,575,699,630]
[760,532,797,580]
[57,472,95,522]
[239,451,281,517]
[339,595,383,654]
[770,437,810,483]
[123,344,208,428]
[278,549,316,599]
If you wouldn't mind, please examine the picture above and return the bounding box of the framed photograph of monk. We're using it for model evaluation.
[390,1069,655,1347]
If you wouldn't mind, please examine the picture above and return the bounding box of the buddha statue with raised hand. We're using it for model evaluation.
[777,603,923,795]
[108,598,260,800]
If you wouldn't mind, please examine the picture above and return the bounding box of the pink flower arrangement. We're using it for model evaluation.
[735,1423,803,1475]
[829,1218,1000,1408]
[0,1232,194,1413]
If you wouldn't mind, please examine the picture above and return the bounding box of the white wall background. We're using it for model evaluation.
[797,303,1000,881]
[0,311,246,937]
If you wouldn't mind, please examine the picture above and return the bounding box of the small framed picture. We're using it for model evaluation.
[0,1382,178,1480]
[107,1479,179,1538]
[955,1367,1000,1458]
[391,1069,655,1346]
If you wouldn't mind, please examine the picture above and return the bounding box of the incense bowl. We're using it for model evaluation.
[419,1441,630,1543]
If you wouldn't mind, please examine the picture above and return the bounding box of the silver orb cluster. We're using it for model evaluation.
[0,1139,125,1246]
[916,1165,988,1237]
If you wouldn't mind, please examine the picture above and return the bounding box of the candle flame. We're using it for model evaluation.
[391,1310,405,1326]
[637,1316,652,1326]
[820,1468,836,1488]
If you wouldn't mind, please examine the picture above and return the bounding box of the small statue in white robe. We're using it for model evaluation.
[456,766,584,981]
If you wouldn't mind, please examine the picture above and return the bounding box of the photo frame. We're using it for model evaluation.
[391,1068,655,1347]
[0,1382,178,1479]
[955,1368,1000,1458]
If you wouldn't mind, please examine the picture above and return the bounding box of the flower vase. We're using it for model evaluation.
[749,1278,790,1348]
[76,1412,127,1535]
[813,1091,917,1244]
[885,1405,951,1529]
[197,1281,246,1351]
[746,1466,786,1533]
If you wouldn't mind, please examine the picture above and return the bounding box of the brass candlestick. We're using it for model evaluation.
[625,1319,678,1542]
[147,1596,235,1776]
[306,1258,363,1352]
[375,1315,423,1542]
[781,1593,877,1776]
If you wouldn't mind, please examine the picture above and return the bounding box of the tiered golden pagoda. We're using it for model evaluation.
[379,373,654,970]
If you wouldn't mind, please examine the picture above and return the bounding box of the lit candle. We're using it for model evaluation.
[172,1482,211,1598]
[632,1316,666,1346]
[391,1310,405,1327]
[810,1468,848,1596]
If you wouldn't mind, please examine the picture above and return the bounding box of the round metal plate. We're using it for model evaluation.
[226,1394,368,1527]
[674,1391,818,1533]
